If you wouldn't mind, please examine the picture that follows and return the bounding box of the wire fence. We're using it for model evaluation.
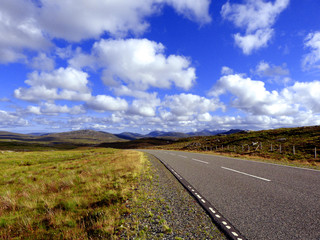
[186,141,319,160]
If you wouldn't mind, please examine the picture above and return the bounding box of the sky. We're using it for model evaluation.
[1,0,320,134]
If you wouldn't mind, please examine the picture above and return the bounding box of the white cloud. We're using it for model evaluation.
[38,0,211,41]
[0,0,210,64]
[288,81,320,113]
[302,31,320,70]
[234,28,274,55]
[221,0,289,54]
[221,66,234,75]
[29,53,55,71]
[70,38,196,91]
[86,95,128,112]
[0,110,28,128]
[164,0,211,24]
[27,102,85,115]
[14,67,91,102]
[128,93,161,117]
[0,0,50,63]
[163,93,222,117]
[254,61,289,77]
[210,73,297,116]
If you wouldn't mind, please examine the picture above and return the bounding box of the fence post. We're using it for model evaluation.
[242,145,244,151]
[280,144,282,153]
[293,145,295,155]
[234,145,236,152]
[315,147,317,159]
[270,143,273,152]
[260,142,262,150]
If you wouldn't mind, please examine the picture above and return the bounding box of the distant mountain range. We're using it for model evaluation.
[114,129,244,140]
[0,129,245,145]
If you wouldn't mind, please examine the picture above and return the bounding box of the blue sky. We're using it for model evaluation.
[1,0,320,134]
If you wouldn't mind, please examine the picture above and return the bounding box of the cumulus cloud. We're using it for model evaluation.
[0,0,210,64]
[210,73,297,116]
[14,67,91,102]
[234,28,274,54]
[29,53,55,71]
[288,81,320,113]
[0,0,50,63]
[70,38,196,92]
[221,66,234,75]
[221,0,289,54]
[38,0,211,41]
[128,93,161,117]
[302,31,320,70]
[27,102,85,115]
[164,0,211,24]
[86,95,128,112]
[0,110,28,127]
[254,61,289,77]
[163,93,221,116]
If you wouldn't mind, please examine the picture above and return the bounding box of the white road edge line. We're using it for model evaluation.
[221,166,271,182]
[191,158,209,164]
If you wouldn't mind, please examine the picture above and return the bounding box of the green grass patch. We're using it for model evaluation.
[0,148,147,239]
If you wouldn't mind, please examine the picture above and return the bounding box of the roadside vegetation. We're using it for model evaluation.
[156,126,320,169]
[0,148,148,239]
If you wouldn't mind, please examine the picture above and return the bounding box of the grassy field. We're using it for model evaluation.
[0,148,148,239]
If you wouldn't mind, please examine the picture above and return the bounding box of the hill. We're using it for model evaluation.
[156,125,320,167]
[98,138,174,149]
[45,129,124,143]
[0,130,126,151]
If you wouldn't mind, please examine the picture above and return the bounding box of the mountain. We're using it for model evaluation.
[114,132,144,140]
[0,131,36,141]
[45,129,124,143]
[145,131,190,138]
[187,129,226,136]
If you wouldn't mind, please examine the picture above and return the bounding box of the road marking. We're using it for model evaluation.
[153,155,246,240]
[178,155,187,158]
[221,166,271,182]
[209,207,216,214]
[191,158,209,164]
[196,151,320,172]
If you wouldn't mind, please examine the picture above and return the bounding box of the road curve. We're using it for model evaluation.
[140,149,320,240]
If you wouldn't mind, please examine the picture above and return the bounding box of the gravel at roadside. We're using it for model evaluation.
[118,152,227,239]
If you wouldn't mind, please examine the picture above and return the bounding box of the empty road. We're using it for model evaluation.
[140,150,320,240]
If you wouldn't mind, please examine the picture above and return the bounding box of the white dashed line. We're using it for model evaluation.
[191,158,209,164]
[178,155,187,158]
[209,207,216,214]
[221,166,271,182]
[232,232,239,237]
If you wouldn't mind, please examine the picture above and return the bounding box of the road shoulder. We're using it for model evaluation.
[118,152,226,239]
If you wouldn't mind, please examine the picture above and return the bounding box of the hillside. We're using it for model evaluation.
[156,125,320,167]
[0,130,126,151]
[45,129,124,143]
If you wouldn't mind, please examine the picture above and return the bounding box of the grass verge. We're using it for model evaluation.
[0,148,146,239]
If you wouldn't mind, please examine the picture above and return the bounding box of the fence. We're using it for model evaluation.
[188,142,318,160]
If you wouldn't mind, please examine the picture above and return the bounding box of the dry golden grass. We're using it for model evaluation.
[0,148,147,239]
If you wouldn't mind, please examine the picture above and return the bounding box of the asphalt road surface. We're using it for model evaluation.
[140,150,320,240]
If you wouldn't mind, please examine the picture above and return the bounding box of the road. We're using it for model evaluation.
[140,150,320,240]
